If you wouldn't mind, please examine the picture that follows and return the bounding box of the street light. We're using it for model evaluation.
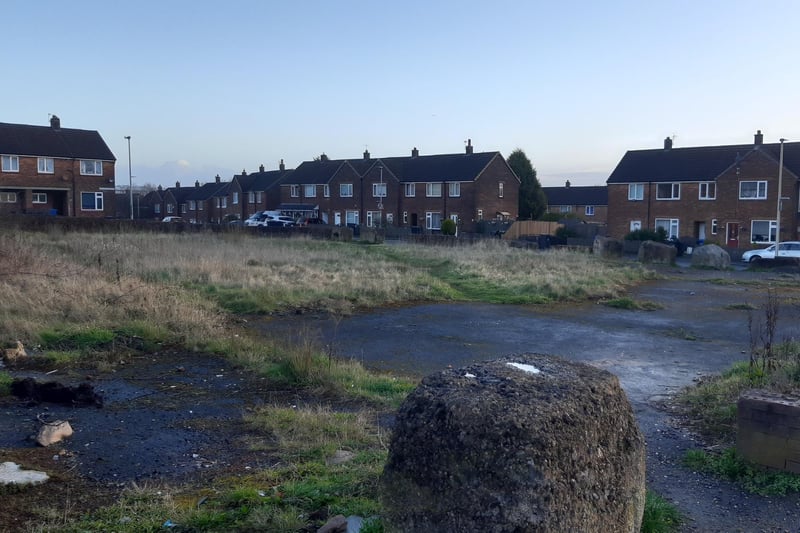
[775,138,786,257]
[377,163,384,227]
[124,136,133,220]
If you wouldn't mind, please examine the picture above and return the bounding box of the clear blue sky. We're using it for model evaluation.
[4,0,799,188]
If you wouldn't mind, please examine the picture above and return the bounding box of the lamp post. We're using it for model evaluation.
[125,136,133,220]
[775,138,786,257]
[377,163,384,227]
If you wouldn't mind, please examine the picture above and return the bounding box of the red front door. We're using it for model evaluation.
[726,223,739,248]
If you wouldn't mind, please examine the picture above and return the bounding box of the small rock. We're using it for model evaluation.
[317,514,347,533]
[3,340,27,362]
[36,420,73,447]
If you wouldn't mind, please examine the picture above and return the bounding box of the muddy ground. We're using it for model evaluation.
[2,262,800,532]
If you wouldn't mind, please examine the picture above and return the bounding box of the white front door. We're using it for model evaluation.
[334,212,341,226]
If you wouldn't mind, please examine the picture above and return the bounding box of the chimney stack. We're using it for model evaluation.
[565,179,571,188]
[259,164,265,172]
[176,181,181,188]
[465,138,473,154]
[320,153,329,161]
[241,169,246,176]
[157,185,162,192]
[49,115,61,129]
[412,147,419,157]
[363,149,370,160]
[279,159,285,171]
[195,180,200,188]
[754,130,764,145]
[216,174,222,183]
[664,137,673,150]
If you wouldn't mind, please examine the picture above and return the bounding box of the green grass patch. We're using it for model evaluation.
[684,448,800,496]
[602,297,663,311]
[0,371,12,396]
[640,491,682,533]
[724,303,759,310]
[39,326,116,350]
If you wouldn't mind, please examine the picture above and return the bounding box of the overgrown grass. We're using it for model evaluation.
[684,448,800,496]
[0,370,12,396]
[640,491,682,533]
[602,297,663,310]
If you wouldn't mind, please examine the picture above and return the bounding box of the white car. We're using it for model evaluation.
[741,241,800,262]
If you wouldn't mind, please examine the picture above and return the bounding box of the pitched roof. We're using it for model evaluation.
[543,185,607,206]
[0,121,115,161]
[607,141,800,184]
[240,169,291,191]
[379,151,499,182]
[288,160,353,184]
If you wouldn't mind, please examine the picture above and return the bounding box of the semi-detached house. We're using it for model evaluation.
[0,116,116,217]
[606,131,800,249]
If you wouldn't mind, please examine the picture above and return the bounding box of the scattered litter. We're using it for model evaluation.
[162,519,177,529]
[464,373,476,378]
[506,362,541,374]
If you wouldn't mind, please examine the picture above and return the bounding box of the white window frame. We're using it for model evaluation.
[80,160,103,176]
[248,191,255,204]
[404,183,415,197]
[345,210,359,225]
[37,157,54,174]
[1,155,19,172]
[426,183,442,197]
[426,211,442,230]
[198,201,204,211]
[154,204,161,214]
[323,185,330,198]
[0,192,17,203]
[656,183,680,200]
[232,192,239,205]
[366,210,382,227]
[167,203,174,214]
[628,183,644,201]
[32,192,47,204]
[739,180,767,200]
[340,183,353,197]
[290,185,300,198]
[80,191,103,211]
[498,182,504,198]
[304,184,316,198]
[402,211,408,224]
[630,220,642,232]
[699,182,716,200]
[372,182,387,198]
[654,218,679,239]
[448,182,460,197]
[559,205,572,213]
[255,191,262,203]
[750,220,776,243]
[585,205,595,216]
[189,200,196,211]
[221,197,227,208]
[181,203,187,214]
[477,209,483,221]
[711,218,718,235]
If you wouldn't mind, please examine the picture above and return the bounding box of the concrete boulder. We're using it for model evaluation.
[380,353,646,533]
[593,236,624,258]
[637,240,676,264]
[691,244,730,269]
[36,420,73,447]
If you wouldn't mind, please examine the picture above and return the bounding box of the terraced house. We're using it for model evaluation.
[279,141,519,231]
[607,132,800,249]
[0,116,116,217]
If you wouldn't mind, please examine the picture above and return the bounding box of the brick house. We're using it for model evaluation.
[279,141,520,231]
[606,132,800,248]
[542,181,608,224]
[0,116,116,217]
[232,160,290,220]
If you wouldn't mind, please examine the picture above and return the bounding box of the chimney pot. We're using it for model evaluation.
[49,115,61,129]
[320,153,329,162]
[176,181,181,188]
[259,164,265,172]
[466,138,473,154]
[279,159,285,171]
[217,174,222,183]
[363,149,370,160]
[664,137,673,150]
[565,179,571,188]
[754,130,764,145]
[412,147,419,157]
[195,180,200,188]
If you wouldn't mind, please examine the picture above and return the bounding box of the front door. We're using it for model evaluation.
[726,222,739,248]
[334,212,341,226]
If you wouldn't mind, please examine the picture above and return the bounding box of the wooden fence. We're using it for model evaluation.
[502,221,562,240]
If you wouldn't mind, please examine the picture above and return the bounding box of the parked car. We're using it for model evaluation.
[264,214,296,227]
[244,213,267,227]
[741,241,800,262]
[162,216,183,223]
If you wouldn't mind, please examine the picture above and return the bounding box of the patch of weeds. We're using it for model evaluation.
[0,371,12,396]
[40,350,85,365]
[684,448,800,496]
[640,490,682,533]
[725,302,758,310]
[602,297,663,311]
[664,328,699,341]
[39,327,115,350]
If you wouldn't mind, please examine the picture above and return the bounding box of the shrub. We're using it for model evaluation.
[625,228,667,242]
[440,218,457,236]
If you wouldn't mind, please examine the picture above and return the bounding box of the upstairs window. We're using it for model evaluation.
[37,157,54,174]
[291,185,300,198]
[232,192,239,204]
[656,183,680,200]
[304,184,316,198]
[189,200,197,211]
[699,182,716,200]
[248,191,255,203]
[340,183,353,197]
[1,155,19,172]
[740,180,767,200]
[324,185,330,197]
[404,183,415,197]
[448,182,460,197]
[373,182,387,197]
[585,205,595,216]
[426,183,442,197]
[628,183,644,200]
[154,204,161,214]
[498,182,504,197]
[221,197,227,208]
[255,191,262,203]
[80,160,103,176]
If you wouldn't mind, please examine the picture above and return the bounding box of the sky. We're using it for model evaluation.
[3,0,799,189]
